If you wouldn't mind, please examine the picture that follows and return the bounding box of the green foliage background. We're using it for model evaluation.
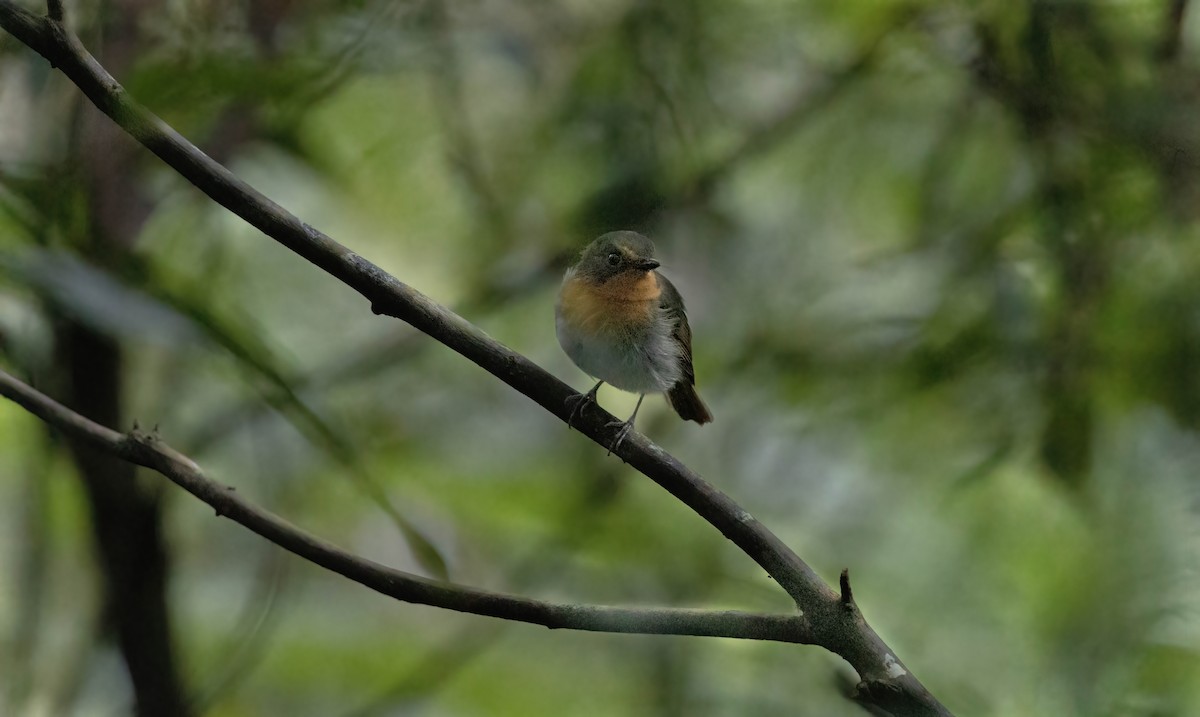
[2,0,1200,714]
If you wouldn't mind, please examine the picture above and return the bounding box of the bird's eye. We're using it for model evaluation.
[606,252,621,267]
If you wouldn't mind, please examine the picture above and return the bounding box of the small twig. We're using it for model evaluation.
[840,568,855,608]
[0,368,811,644]
[45,0,62,22]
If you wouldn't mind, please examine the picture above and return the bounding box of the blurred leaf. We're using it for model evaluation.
[1,249,205,344]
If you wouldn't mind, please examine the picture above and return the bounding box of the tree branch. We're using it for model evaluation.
[0,4,954,714]
[0,368,810,644]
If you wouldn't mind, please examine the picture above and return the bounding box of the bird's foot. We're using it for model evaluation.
[565,383,602,430]
[605,419,635,456]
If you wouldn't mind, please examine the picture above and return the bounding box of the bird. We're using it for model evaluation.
[555,230,712,454]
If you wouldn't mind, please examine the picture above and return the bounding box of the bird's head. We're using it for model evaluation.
[573,231,660,283]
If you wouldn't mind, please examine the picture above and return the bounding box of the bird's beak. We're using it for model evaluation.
[634,258,660,271]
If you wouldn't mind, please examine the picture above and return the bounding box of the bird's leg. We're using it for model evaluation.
[606,394,645,456]
[565,380,604,429]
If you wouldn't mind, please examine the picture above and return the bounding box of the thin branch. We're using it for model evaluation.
[45,0,62,22]
[0,4,954,714]
[0,368,811,644]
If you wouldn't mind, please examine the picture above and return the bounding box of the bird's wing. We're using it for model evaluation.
[656,273,695,386]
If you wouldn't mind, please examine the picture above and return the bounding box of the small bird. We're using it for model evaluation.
[556,231,712,453]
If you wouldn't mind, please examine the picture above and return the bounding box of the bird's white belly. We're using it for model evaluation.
[556,315,681,394]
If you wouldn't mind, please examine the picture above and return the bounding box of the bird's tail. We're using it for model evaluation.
[666,381,713,424]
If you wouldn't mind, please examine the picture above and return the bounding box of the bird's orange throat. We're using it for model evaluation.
[560,271,661,335]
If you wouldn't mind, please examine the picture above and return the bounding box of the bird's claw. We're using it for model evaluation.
[566,382,604,430]
[605,419,634,456]
[565,389,598,430]
[565,383,639,456]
